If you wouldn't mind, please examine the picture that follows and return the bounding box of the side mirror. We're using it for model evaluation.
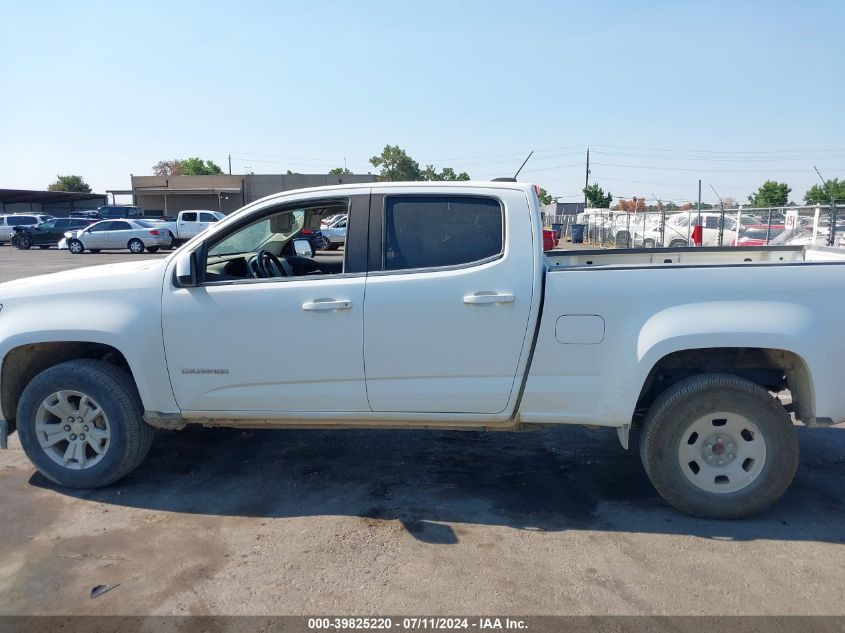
[293,238,313,257]
[175,250,199,287]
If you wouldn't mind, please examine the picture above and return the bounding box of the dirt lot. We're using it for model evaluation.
[0,246,843,616]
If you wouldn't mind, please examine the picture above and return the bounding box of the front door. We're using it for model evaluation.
[363,190,536,414]
[162,194,369,413]
[107,220,133,247]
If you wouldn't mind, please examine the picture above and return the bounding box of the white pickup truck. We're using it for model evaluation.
[1,181,843,518]
[157,209,225,246]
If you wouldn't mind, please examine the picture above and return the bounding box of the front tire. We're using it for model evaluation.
[669,239,687,248]
[639,374,798,518]
[68,239,85,254]
[16,236,31,250]
[16,360,155,488]
[643,238,656,248]
[128,239,145,254]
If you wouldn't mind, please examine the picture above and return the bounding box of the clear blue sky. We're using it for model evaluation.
[1,0,843,205]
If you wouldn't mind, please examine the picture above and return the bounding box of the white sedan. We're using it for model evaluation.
[63,219,172,254]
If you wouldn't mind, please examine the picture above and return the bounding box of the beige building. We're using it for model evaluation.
[109,173,377,217]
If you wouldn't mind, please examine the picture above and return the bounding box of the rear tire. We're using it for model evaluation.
[16,360,155,488]
[643,238,656,248]
[639,374,798,518]
[128,239,145,254]
[669,239,687,248]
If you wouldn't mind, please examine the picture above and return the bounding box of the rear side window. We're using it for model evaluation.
[111,221,131,231]
[383,196,503,271]
[182,212,198,222]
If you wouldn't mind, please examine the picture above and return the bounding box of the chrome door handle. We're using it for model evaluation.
[302,299,353,311]
[463,293,515,305]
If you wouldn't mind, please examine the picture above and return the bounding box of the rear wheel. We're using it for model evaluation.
[16,360,154,488]
[639,374,798,518]
[128,239,145,254]
[643,238,656,248]
[68,239,84,254]
[669,239,687,248]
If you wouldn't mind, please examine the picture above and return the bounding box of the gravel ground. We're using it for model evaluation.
[0,245,843,616]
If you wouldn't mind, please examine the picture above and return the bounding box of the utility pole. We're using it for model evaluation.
[584,147,590,208]
[228,153,232,175]
[813,164,836,246]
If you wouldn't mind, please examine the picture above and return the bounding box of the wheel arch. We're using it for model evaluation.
[634,347,815,426]
[1,342,140,427]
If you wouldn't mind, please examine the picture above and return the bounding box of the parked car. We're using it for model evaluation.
[62,219,171,254]
[11,217,95,249]
[639,212,759,248]
[321,213,346,228]
[731,225,786,247]
[321,214,347,250]
[3,181,842,520]
[152,210,225,247]
[0,214,54,244]
[71,205,145,221]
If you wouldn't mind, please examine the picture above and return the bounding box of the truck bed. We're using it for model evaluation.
[546,245,845,269]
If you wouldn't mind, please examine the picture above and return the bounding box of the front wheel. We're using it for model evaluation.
[16,236,31,250]
[67,239,85,254]
[16,360,155,488]
[639,374,798,518]
[643,238,656,248]
[669,239,687,248]
[128,239,145,254]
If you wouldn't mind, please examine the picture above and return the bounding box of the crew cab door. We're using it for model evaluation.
[363,188,537,414]
[161,192,371,413]
[177,212,200,239]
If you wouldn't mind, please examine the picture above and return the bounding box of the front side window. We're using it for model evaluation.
[88,222,112,233]
[383,196,503,271]
[39,220,57,230]
[199,212,216,222]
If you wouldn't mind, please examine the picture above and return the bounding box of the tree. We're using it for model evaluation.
[748,180,791,207]
[536,186,553,205]
[583,183,612,208]
[179,157,223,176]
[804,178,845,204]
[47,175,91,193]
[369,145,422,181]
[422,165,470,181]
[614,197,646,212]
[152,159,183,176]
[152,157,222,176]
[329,167,353,176]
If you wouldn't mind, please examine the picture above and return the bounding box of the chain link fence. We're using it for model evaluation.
[545,205,845,250]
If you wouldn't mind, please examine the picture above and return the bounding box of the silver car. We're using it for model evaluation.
[64,219,171,254]
[321,214,347,250]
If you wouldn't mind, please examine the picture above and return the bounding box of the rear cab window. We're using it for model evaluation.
[382,196,503,271]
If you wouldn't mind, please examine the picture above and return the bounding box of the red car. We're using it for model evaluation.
[543,228,559,251]
[731,224,785,246]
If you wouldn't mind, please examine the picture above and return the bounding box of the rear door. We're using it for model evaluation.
[178,212,199,239]
[363,188,537,414]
